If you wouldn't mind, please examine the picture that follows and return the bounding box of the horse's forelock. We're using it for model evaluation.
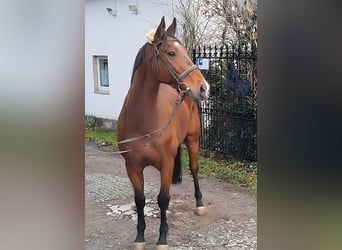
[146,29,156,44]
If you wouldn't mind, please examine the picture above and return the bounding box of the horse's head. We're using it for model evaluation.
[148,17,210,101]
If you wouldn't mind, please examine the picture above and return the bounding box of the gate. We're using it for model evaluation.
[193,43,257,161]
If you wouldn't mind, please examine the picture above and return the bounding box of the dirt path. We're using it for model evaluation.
[85,140,257,250]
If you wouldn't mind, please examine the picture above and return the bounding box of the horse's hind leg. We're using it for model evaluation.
[185,137,206,215]
[126,166,146,249]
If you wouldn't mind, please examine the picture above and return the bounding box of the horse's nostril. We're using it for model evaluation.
[200,84,206,93]
[199,82,210,99]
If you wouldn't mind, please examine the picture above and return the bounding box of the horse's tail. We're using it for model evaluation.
[172,146,182,184]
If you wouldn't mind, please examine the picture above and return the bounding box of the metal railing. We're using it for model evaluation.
[193,43,257,161]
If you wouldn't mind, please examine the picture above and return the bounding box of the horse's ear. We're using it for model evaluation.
[166,17,177,36]
[154,16,166,42]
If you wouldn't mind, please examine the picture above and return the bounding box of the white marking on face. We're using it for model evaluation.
[204,81,210,97]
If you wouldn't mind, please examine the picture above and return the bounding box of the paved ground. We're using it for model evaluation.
[85,139,257,250]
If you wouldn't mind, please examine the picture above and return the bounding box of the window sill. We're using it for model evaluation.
[94,90,110,95]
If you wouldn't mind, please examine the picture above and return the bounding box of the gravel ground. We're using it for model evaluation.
[85,140,257,249]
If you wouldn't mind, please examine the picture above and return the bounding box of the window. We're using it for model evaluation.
[93,55,109,94]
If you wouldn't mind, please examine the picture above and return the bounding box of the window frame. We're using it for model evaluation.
[93,55,110,94]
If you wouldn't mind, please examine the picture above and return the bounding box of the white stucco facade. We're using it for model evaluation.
[85,0,169,119]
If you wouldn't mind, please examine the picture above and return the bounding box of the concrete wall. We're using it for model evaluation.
[85,0,170,119]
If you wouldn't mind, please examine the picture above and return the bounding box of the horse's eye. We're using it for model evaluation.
[167,51,176,57]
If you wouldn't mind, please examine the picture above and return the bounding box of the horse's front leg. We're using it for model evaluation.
[185,136,206,215]
[126,166,146,250]
[156,161,173,250]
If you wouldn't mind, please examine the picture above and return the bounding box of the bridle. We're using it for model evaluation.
[116,35,201,153]
[152,35,200,104]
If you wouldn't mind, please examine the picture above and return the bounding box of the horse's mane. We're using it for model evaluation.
[130,43,147,85]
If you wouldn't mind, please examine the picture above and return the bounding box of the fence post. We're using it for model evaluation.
[192,48,196,64]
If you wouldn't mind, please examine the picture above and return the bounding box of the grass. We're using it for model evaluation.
[85,129,117,148]
[85,128,257,195]
[181,149,257,195]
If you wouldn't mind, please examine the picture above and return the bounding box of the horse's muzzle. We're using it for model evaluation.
[199,81,210,100]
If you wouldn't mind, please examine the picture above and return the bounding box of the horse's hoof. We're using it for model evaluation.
[133,242,146,250]
[156,244,169,250]
[194,206,206,216]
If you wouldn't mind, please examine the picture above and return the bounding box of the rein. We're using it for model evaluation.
[115,90,186,154]
[115,36,200,154]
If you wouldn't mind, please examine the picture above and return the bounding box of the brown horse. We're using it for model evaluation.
[117,17,210,250]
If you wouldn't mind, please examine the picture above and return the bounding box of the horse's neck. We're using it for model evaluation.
[126,65,161,128]
[130,64,159,103]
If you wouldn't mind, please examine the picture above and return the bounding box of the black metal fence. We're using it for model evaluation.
[193,43,257,161]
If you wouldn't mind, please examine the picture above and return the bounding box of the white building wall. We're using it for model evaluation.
[85,0,170,119]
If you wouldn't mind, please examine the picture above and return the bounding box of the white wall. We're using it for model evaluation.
[85,0,170,119]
